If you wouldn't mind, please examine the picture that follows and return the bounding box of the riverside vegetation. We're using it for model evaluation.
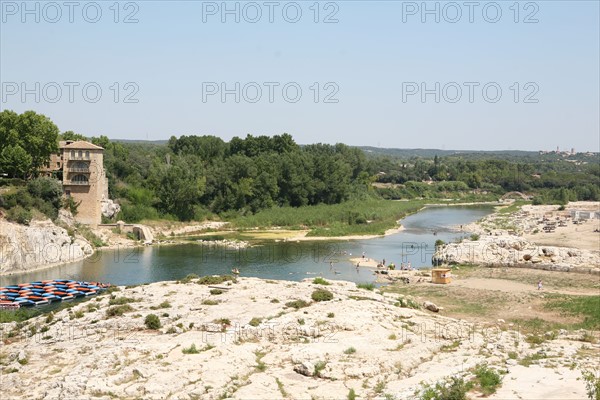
[1,110,598,237]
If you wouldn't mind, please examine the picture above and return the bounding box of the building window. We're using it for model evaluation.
[57,162,60,168]
[72,174,88,184]
[65,190,71,197]
[78,150,83,158]
[71,150,75,158]
[85,151,90,159]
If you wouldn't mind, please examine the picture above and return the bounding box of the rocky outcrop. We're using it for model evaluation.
[0,218,93,275]
[433,235,600,274]
[101,198,121,218]
[0,277,594,399]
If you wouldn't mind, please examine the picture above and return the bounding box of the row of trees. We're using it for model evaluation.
[0,110,597,224]
[104,134,371,221]
[370,154,600,201]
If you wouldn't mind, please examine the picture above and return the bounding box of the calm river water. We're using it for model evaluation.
[3,205,493,286]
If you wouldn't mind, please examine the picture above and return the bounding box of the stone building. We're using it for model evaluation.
[43,140,108,226]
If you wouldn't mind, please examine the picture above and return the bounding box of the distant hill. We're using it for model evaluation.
[109,139,585,161]
[357,146,539,160]
[112,139,169,145]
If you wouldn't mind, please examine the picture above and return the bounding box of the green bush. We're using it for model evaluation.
[420,377,472,400]
[120,203,159,223]
[285,299,310,309]
[144,314,161,330]
[182,344,200,354]
[106,304,134,317]
[108,296,138,306]
[197,275,236,285]
[347,389,357,400]
[6,205,32,225]
[249,317,262,327]
[312,277,331,285]
[312,289,334,302]
[581,369,600,400]
[357,282,375,291]
[210,289,223,295]
[474,364,502,395]
[180,273,199,283]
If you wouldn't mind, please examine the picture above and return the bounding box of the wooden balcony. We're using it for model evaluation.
[65,180,90,186]
[68,167,90,173]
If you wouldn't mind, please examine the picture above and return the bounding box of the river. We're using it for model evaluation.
[3,205,493,286]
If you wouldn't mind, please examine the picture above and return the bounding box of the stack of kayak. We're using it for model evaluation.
[0,279,110,309]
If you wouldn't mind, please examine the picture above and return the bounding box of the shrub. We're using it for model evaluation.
[313,277,331,285]
[144,314,161,330]
[285,299,310,309]
[180,273,199,283]
[182,344,200,354]
[344,347,356,355]
[158,301,171,309]
[327,312,335,318]
[202,299,219,305]
[525,335,544,345]
[357,282,375,291]
[214,318,231,327]
[311,289,333,302]
[470,234,480,241]
[210,289,223,295]
[314,361,327,377]
[249,317,262,327]
[108,296,138,306]
[396,297,420,309]
[474,364,502,395]
[197,275,236,285]
[581,368,600,400]
[420,377,472,400]
[347,389,357,400]
[6,205,32,225]
[106,305,134,318]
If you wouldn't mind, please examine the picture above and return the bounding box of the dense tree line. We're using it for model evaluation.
[0,110,597,224]
[369,154,600,203]
[103,134,370,221]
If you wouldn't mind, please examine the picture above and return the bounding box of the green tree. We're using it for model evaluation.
[0,144,32,178]
[15,111,59,173]
[60,130,88,141]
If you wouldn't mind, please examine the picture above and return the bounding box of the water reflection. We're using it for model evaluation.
[3,206,491,286]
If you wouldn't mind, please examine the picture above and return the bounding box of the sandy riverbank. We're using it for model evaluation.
[1,276,597,399]
[463,201,599,251]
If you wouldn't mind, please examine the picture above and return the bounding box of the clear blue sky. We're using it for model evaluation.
[1,0,598,151]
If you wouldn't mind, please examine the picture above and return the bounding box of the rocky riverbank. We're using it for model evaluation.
[0,218,93,276]
[434,202,600,274]
[0,277,597,399]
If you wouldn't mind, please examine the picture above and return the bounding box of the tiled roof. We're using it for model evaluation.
[60,141,104,150]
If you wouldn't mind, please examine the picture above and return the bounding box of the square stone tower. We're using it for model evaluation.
[59,141,107,226]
